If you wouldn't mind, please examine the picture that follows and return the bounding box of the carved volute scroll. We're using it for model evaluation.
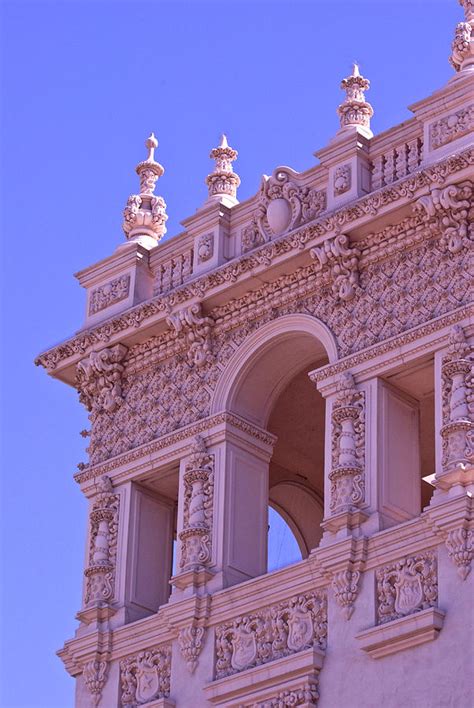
[328,372,365,513]
[76,344,128,415]
[414,180,473,254]
[310,233,360,301]
[178,436,214,571]
[440,325,473,475]
[167,302,214,367]
[84,475,120,608]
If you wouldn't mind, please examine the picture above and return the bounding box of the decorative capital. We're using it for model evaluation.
[337,63,374,139]
[122,133,168,248]
[205,134,240,206]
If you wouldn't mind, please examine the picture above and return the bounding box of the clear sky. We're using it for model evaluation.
[0,1,459,706]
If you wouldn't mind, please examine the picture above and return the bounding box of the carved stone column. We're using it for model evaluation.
[320,371,368,537]
[438,325,473,491]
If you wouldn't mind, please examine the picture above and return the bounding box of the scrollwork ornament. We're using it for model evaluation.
[446,526,473,579]
[376,552,438,625]
[178,625,206,673]
[120,646,171,707]
[167,302,214,367]
[310,233,360,301]
[82,659,108,707]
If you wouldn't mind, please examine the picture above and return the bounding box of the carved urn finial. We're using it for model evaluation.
[336,63,374,139]
[449,0,474,73]
[122,133,168,249]
[205,134,240,207]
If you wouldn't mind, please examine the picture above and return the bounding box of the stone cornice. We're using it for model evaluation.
[74,411,277,486]
[35,147,474,375]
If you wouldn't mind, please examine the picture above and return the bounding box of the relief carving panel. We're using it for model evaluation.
[376,552,438,625]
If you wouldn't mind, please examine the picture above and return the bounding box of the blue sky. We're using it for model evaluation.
[0,1,459,706]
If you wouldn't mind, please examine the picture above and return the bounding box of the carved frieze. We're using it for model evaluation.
[376,552,438,625]
[178,625,206,673]
[440,325,473,474]
[167,302,214,367]
[328,372,365,513]
[89,275,131,316]
[310,233,360,301]
[215,592,327,679]
[430,105,474,151]
[414,180,473,254]
[120,646,171,707]
[76,344,128,414]
[84,475,120,606]
[178,436,214,571]
[83,659,108,707]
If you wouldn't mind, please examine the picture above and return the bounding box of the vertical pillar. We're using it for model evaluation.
[171,418,275,596]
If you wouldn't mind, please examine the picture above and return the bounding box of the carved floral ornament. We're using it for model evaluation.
[89,274,131,316]
[215,591,327,679]
[414,179,473,254]
[178,625,206,673]
[254,680,320,708]
[83,659,108,707]
[430,104,474,152]
[166,302,214,367]
[178,435,214,572]
[84,475,120,607]
[328,371,365,513]
[449,0,474,72]
[332,569,361,620]
[376,552,438,625]
[120,646,171,707]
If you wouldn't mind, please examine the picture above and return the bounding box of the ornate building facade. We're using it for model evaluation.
[36,2,473,706]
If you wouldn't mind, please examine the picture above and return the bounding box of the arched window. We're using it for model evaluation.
[267,505,303,572]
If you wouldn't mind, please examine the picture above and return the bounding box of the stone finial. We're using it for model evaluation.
[122,133,168,248]
[449,0,474,73]
[336,63,374,139]
[205,134,240,207]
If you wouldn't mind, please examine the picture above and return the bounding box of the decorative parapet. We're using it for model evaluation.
[414,179,473,254]
[257,168,326,241]
[76,344,128,414]
[371,137,423,190]
[328,372,365,513]
[430,104,474,151]
[214,591,327,680]
[449,0,474,72]
[310,233,360,301]
[82,658,108,707]
[120,645,171,707]
[83,475,120,609]
[122,134,168,248]
[166,302,214,367]
[153,249,193,296]
[178,436,214,572]
[376,552,438,625]
[440,324,473,477]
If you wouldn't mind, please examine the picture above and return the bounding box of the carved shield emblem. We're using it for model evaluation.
[287,608,313,651]
[231,628,257,671]
[394,568,423,615]
[135,664,159,704]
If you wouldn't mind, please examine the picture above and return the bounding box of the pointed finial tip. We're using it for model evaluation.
[352,62,360,77]
[219,134,228,148]
[146,132,158,150]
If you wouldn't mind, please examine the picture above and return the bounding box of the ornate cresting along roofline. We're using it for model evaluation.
[35,145,474,378]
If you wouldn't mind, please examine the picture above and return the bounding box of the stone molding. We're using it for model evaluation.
[356,608,445,659]
[74,412,277,485]
[35,148,473,373]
